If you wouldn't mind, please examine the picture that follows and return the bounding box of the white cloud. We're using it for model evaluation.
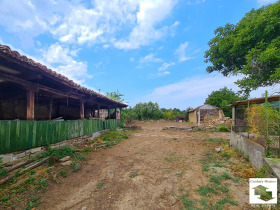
[175,42,192,62]
[158,71,170,76]
[111,0,178,49]
[0,0,179,49]
[41,43,90,84]
[257,0,278,6]
[138,74,280,109]
[139,53,163,63]
[158,62,175,71]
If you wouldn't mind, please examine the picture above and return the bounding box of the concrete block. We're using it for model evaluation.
[60,160,72,166]
[0,155,13,164]
[59,156,70,162]
[14,152,26,158]
[31,147,42,154]
[60,142,66,147]
[25,149,31,154]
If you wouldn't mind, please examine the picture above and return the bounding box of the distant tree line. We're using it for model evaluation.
[122,102,192,122]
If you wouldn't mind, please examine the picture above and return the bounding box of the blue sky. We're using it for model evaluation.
[0,0,279,109]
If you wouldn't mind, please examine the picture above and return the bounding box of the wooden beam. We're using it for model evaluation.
[97,105,100,118]
[26,90,34,121]
[49,95,53,120]
[0,72,80,100]
[80,99,84,120]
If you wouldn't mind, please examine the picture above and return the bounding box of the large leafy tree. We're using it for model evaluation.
[105,90,125,103]
[205,87,248,117]
[205,2,280,93]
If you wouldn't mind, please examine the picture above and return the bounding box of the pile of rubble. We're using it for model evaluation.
[203,116,232,127]
[163,126,216,131]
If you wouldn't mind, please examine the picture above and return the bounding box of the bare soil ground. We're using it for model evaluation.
[34,121,253,210]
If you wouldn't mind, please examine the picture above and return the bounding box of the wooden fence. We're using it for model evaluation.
[0,119,122,154]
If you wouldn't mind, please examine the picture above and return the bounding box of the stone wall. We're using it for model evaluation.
[188,111,196,123]
[230,131,265,169]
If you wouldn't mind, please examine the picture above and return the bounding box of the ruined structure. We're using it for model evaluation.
[187,104,224,125]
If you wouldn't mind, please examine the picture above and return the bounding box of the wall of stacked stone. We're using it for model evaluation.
[0,132,100,165]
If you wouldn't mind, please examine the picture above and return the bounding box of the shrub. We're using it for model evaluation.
[217,125,229,132]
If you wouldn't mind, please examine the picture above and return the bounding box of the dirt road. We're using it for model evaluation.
[39,121,251,209]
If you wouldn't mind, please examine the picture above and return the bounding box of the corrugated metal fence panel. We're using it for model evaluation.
[104,119,122,129]
[0,119,120,154]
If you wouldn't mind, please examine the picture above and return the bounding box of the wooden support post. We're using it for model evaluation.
[108,107,110,119]
[26,90,35,121]
[120,108,122,119]
[197,110,201,126]
[115,108,117,119]
[80,99,84,120]
[49,95,53,120]
[232,106,235,127]
[97,105,100,118]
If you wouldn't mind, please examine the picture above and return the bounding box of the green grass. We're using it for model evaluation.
[129,173,139,178]
[211,197,238,209]
[202,165,210,171]
[82,148,91,153]
[197,185,218,197]
[205,138,224,144]
[60,169,67,178]
[217,125,229,132]
[100,129,132,147]
[34,178,47,192]
[96,183,104,189]
[25,177,36,184]
[210,172,233,185]
[71,160,81,172]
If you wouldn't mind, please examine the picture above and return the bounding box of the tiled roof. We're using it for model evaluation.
[0,44,127,107]
[187,104,220,113]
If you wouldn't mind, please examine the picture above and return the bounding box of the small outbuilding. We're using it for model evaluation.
[187,104,224,125]
[176,115,186,122]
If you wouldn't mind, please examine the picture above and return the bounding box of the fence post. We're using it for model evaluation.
[265,90,269,156]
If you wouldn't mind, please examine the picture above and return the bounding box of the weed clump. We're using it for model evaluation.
[217,125,229,132]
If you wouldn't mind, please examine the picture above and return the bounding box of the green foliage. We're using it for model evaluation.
[35,178,47,191]
[205,2,280,93]
[205,87,248,117]
[105,90,125,103]
[60,169,67,178]
[246,103,280,156]
[37,146,76,162]
[100,129,131,147]
[96,183,104,189]
[217,125,229,132]
[25,177,36,184]
[163,110,176,120]
[197,185,218,196]
[24,196,40,210]
[133,102,163,120]
[0,158,7,177]
[71,160,81,172]
[122,104,189,122]
[129,173,139,178]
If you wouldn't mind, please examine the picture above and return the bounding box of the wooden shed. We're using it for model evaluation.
[0,44,127,155]
[187,104,224,125]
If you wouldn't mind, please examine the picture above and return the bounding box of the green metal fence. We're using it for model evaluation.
[104,119,122,130]
[0,119,121,154]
